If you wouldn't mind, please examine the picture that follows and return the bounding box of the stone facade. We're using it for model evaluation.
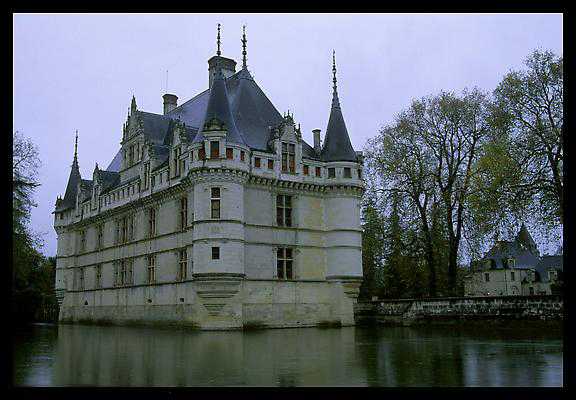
[53,31,364,330]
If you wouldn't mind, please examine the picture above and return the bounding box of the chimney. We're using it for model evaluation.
[313,129,321,153]
[208,56,237,88]
[163,94,178,115]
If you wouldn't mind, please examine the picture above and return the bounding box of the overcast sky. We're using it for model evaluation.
[13,13,562,256]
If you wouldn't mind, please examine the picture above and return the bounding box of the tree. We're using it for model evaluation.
[493,50,563,226]
[366,124,441,296]
[12,131,49,322]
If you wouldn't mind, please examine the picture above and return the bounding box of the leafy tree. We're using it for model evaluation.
[493,50,563,226]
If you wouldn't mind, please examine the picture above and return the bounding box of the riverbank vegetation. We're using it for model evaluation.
[12,131,58,323]
[360,49,563,300]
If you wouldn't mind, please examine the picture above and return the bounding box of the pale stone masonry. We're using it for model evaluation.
[53,31,364,330]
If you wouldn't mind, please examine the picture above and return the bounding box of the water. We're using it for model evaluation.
[13,323,563,387]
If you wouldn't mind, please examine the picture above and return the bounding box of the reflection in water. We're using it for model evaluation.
[13,323,562,387]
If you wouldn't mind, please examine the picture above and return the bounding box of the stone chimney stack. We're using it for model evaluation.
[208,56,237,88]
[163,94,178,115]
[313,129,321,153]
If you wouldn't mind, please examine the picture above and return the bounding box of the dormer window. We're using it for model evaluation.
[173,147,181,177]
[281,142,295,173]
[226,148,233,160]
[210,141,219,159]
[255,157,261,168]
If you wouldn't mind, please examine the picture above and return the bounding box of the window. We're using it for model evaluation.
[178,249,187,281]
[343,167,351,178]
[328,168,335,178]
[255,157,261,168]
[211,187,221,219]
[147,255,156,284]
[180,196,188,231]
[128,145,134,166]
[198,147,206,160]
[240,151,245,161]
[173,147,181,176]
[268,159,274,170]
[281,142,295,173]
[128,214,134,241]
[510,271,515,281]
[210,141,219,158]
[303,165,309,176]
[315,167,321,177]
[121,216,128,244]
[95,264,102,289]
[212,247,220,260]
[143,163,150,189]
[151,175,156,187]
[358,168,362,179]
[120,260,128,286]
[226,147,233,160]
[277,248,293,280]
[508,258,516,268]
[529,287,534,295]
[79,230,86,252]
[148,208,157,238]
[484,273,490,282]
[96,224,104,250]
[78,267,85,290]
[276,195,292,227]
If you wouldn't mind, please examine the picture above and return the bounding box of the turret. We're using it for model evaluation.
[320,51,357,162]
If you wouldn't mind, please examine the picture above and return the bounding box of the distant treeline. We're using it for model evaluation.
[360,49,563,300]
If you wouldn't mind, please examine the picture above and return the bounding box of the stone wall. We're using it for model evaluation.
[355,295,563,326]
[59,278,359,330]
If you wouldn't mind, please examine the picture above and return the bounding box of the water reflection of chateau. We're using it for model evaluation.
[51,325,562,386]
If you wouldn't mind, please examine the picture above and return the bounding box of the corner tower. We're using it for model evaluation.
[321,52,363,323]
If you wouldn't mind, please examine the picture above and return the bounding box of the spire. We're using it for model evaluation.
[216,23,222,56]
[241,25,247,69]
[332,50,340,109]
[73,129,78,165]
[130,95,137,114]
[320,51,357,162]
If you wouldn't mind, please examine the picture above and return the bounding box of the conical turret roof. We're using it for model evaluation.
[195,66,247,146]
[56,133,82,211]
[320,52,357,162]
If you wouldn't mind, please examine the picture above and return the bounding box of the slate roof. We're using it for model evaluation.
[194,66,247,146]
[62,57,355,209]
[55,160,81,212]
[320,91,357,162]
[482,240,540,269]
[535,255,563,283]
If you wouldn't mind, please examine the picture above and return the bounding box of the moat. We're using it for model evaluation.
[13,323,562,387]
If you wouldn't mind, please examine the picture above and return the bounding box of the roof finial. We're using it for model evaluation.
[216,23,222,56]
[241,25,247,69]
[331,50,340,109]
[73,129,78,164]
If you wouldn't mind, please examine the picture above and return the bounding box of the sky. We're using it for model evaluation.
[13,13,563,256]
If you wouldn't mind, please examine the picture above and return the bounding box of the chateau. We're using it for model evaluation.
[53,27,364,329]
[464,225,563,297]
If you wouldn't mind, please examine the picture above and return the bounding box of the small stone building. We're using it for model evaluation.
[52,28,364,329]
[464,225,563,297]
